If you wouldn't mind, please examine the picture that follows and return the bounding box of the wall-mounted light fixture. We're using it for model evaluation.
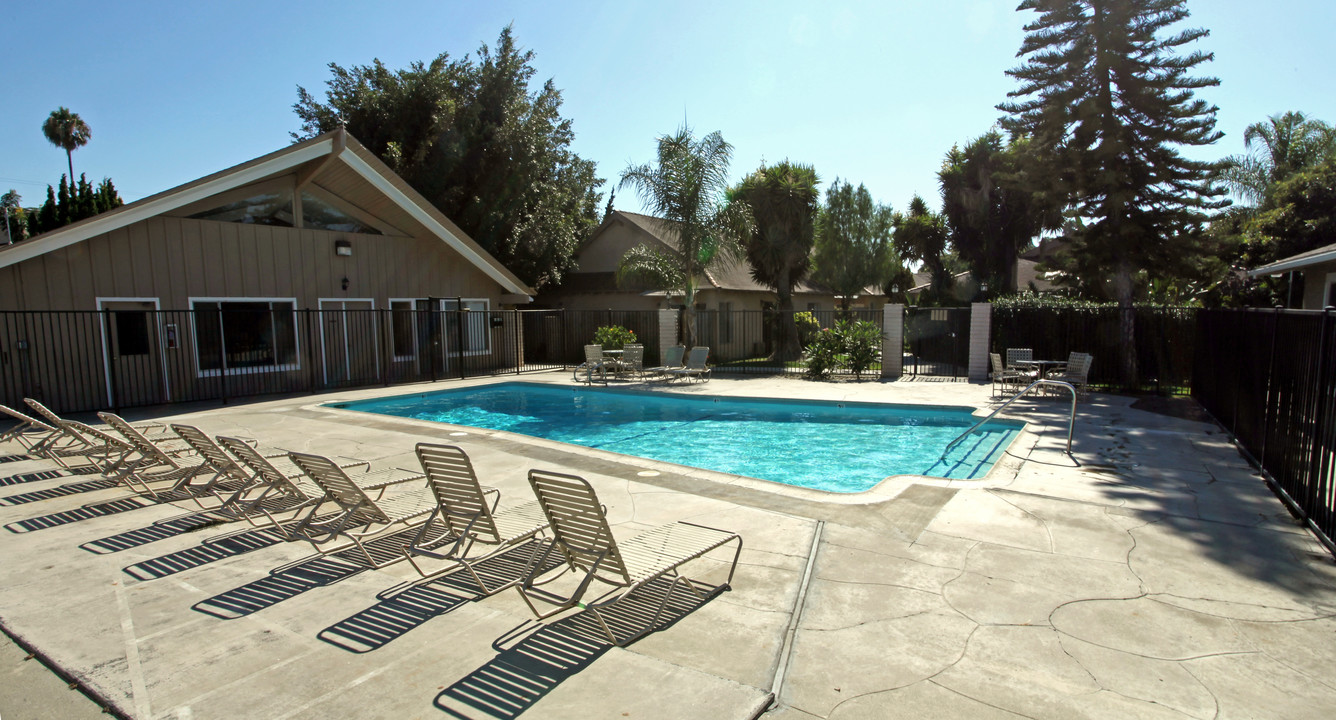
[341,277,350,291]
[335,239,352,257]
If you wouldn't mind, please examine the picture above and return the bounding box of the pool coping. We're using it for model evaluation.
[306,375,1034,506]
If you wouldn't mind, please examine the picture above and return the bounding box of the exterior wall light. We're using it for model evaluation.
[335,239,352,256]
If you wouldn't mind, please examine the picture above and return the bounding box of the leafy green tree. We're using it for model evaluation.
[1248,157,1336,263]
[1,190,26,243]
[893,195,952,305]
[293,26,603,289]
[617,125,753,348]
[939,131,1057,293]
[999,0,1226,384]
[42,107,91,183]
[730,161,820,360]
[34,186,57,235]
[811,179,893,313]
[1220,111,1336,206]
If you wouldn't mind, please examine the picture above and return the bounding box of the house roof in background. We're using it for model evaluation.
[1246,242,1336,277]
[0,129,533,295]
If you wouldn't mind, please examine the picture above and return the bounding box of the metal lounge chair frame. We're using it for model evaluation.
[664,346,711,383]
[170,425,276,511]
[53,420,139,476]
[216,436,349,539]
[287,451,433,568]
[401,443,549,593]
[98,412,210,499]
[0,404,63,457]
[647,345,686,378]
[516,469,742,646]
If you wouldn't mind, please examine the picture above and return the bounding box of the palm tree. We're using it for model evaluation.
[1220,111,1336,206]
[730,161,820,361]
[617,126,753,347]
[41,108,92,184]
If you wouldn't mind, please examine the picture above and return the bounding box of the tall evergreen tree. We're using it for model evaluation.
[55,175,71,227]
[293,26,603,289]
[811,179,893,312]
[36,186,58,235]
[999,0,1226,384]
[731,161,821,360]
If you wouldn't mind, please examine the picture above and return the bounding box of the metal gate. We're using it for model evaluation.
[904,307,970,378]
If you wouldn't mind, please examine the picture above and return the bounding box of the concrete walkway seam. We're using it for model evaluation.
[767,519,825,714]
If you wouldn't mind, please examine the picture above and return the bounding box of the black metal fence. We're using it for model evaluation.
[991,306,1197,393]
[0,308,568,415]
[702,309,883,375]
[904,307,971,378]
[1194,308,1336,552]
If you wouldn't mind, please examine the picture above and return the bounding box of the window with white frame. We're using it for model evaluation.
[443,298,490,354]
[390,300,417,360]
[192,299,299,375]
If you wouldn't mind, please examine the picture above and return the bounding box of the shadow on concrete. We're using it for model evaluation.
[123,527,289,580]
[81,513,232,554]
[192,554,366,619]
[0,478,119,505]
[4,496,157,533]
[433,576,713,719]
[0,466,99,487]
[319,543,565,654]
[0,454,31,464]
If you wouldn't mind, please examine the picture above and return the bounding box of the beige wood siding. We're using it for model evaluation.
[1,216,505,311]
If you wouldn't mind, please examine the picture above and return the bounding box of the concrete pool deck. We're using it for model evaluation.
[1,372,1334,719]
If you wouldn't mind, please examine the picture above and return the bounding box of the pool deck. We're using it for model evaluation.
[2,372,1334,719]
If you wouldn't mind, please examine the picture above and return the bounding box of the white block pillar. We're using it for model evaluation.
[657,308,679,366]
[882,303,904,378]
[968,302,991,382]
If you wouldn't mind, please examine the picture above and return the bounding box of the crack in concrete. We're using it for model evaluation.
[796,609,935,634]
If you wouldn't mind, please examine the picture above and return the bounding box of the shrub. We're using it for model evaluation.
[804,327,842,379]
[840,319,884,379]
[793,311,821,348]
[592,325,637,350]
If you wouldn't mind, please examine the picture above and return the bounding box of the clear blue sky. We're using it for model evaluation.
[4,0,1334,216]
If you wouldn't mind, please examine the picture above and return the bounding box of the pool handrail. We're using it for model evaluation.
[940,379,1077,459]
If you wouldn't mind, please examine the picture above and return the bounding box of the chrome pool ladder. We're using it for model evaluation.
[940,379,1077,460]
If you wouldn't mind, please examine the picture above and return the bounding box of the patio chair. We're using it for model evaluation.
[515,469,742,646]
[664,346,711,382]
[217,436,359,539]
[51,420,139,476]
[287,451,434,568]
[0,403,63,457]
[98,412,213,499]
[617,344,645,380]
[989,353,1030,398]
[170,424,273,511]
[401,443,549,593]
[1005,348,1034,374]
[574,344,607,384]
[647,345,686,377]
[26,398,172,443]
[1048,352,1093,397]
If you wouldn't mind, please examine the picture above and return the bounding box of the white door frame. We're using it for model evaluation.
[96,297,169,406]
[317,298,378,386]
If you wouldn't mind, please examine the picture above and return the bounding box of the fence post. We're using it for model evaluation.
[217,307,229,406]
[658,308,679,367]
[1305,307,1334,517]
[968,303,991,382]
[882,304,903,379]
[513,310,523,375]
[455,299,466,380]
[101,310,119,414]
[1260,306,1282,464]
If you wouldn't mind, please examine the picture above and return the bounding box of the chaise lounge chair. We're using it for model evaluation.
[0,404,62,457]
[664,346,711,382]
[515,469,742,646]
[287,451,433,568]
[401,443,549,593]
[98,412,211,499]
[217,436,375,539]
[647,345,685,378]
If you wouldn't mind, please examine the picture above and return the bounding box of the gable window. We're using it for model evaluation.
[191,299,299,376]
[443,299,490,355]
[189,192,294,226]
[302,191,383,234]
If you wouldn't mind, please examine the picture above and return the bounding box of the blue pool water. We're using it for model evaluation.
[328,383,1022,493]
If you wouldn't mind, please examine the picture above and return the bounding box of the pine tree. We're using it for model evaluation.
[95,178,124,213]
[74,174,96,222]
[998,0,1226,384]
[36,185,58,235]
[55,175,71,227]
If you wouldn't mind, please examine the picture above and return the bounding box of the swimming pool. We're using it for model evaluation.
[328,383,1022,492]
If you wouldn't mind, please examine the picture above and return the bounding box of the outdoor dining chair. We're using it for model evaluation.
[1005,348,1035,374]
[401,443,549,593]
[574,344,608,384]
[989,352,1030,398]
[515,468,742,646]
